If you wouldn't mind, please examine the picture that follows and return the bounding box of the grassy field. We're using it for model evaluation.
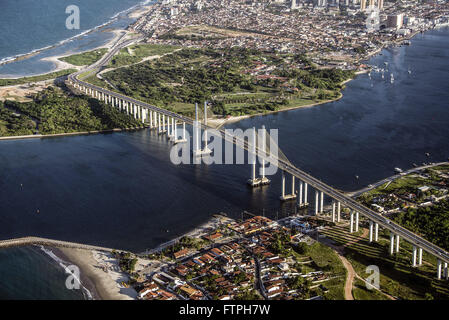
[352,279,390,300]
[321,224,449,300]
[0,69,77,87]
[290,241,346,300]
[108,44,180,67]
[59,49,108,66]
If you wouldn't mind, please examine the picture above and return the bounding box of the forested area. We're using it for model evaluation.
[0,102,35,136]
[392,199,449,251]
[2,86,142,135]
[100,47,354,117]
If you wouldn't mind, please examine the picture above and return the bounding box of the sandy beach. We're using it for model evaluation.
[58,247,138,300]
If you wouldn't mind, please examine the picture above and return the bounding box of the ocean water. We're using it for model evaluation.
[0,0,149,77]
[1,27,449,299]
[0,246,86,300]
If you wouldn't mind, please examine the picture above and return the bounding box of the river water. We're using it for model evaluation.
[1,27,449,299]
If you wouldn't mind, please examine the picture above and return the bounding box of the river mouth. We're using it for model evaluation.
[1,28,449,253]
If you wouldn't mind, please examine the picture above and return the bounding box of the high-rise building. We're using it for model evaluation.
[377,0,383,10]
[361,0,366,10]
[387,13,404,29]
[291,0,296,9]
[369,0,375,7]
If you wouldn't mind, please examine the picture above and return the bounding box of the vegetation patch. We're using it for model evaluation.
[3,86,142,135]
[59,49,108,66]
[0,69,77,87]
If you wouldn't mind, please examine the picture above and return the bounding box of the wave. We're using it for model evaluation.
[39,246,93,300]
[0,0,154,67]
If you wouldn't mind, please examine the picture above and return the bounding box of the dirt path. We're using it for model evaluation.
[323,227,395,300]
[321,227,368,300]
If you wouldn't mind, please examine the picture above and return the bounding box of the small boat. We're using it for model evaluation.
[408,69,412,74]
[425,152,430,157]
[390,73,394,83]
[381,72,384,79]
[394,167,403,173]
[355,175,359,179]
[413,163,418,167]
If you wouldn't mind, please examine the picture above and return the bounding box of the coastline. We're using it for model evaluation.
[55,247,137,300]
[208,72,369,129]
[0,126,148,141]
[0,3,152,79]
[44,246,100,300]
[346,162,449,198]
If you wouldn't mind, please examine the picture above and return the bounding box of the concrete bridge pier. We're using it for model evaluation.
[161,114,167,134]
[437,260,442,280]
[297,181,304,207]
[374,222,379,241]
[332,200,336,222]
[174,121,187,144]
[280,172,296,201]
[369,220,374,242]
[158,113,162,133]
[247,128,260,187]
[350,211,354,233]
[396,234,400,253]
[355,211,359,232]
[304,183,308,206]
[142,108,147,124]
[390,233,400,255]
[418,247,423,266]
[167,116,172,139]
[444,262,449,280]
[390,233,394,255]
[337,201,341,222]
[315,190,319,215]
[412,246,418,267]
[320,191,324,214]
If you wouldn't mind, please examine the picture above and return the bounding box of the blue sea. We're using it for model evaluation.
[0,0,152,77]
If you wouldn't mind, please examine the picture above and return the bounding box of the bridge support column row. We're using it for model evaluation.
[350,210,359,233]
[320,191,324,214]
[280,172,296,202]
[296,181,308,208]
[350,211,354,233]
[337,201,341,222]
[332,201,336,222]
[369,221,379,242]
[248,126,270,187]
[390,233,400,255]
[412,246,417,267]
